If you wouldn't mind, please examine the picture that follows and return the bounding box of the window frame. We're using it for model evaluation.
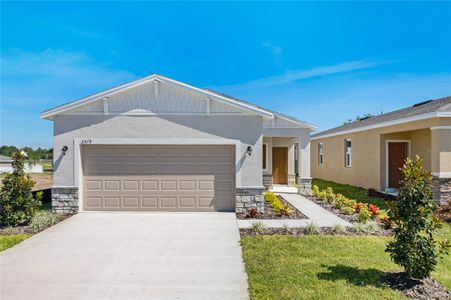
[318,142,324,165]
[344,139,352,168]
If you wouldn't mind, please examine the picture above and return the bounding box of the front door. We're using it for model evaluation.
[388,142,409,188]
[272,147,288,184]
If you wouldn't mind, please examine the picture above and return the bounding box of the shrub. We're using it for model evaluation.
[341,206,355,215]
[354,202,365,213]
[251,221,265,234]
[264,192,292,216]
[353,222,368,233]
[247,207,258,218]
[312,185,320,197]
[331,223,345,235]
[0,151,42,226]
[386,156,451,279]
[380,215,392,229]
[358,205,372,223]
[29,211,64,233]
[365,221,381,233]
[304,222,320,235]
[343,199,357,209]
[368,204,379,218]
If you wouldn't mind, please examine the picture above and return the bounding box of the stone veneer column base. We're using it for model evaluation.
[52,187,79,213]
[236,187,264,214]
[262,174,273,190]
[298,178,312,195]
[432,177,451,204]
[288,174,296,186]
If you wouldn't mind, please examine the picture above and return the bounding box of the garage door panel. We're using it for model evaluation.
[82,145,235,211]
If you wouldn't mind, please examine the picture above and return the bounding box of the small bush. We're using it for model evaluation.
[312,185,320,197]
[264,192,292,216]
[304,222,320,235]
[358,205,372,223]
[341,206,355,215]
[365,221,381,233]
[0,151,42,226]
[380,215,392,229]
[353,222,368,233]
[331,223,345,235]
[354,202,365,213]
[29,211,64,233]
[368,204,379,218]
[247,207,258,218]
[1,226,21,235]
[251,221,265,234]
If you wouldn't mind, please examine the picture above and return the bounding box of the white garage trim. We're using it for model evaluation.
[73,138,245,211]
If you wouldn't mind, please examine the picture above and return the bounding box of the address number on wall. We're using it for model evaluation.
[81,139,92,144]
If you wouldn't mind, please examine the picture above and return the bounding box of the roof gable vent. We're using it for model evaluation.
[413,100,433,107]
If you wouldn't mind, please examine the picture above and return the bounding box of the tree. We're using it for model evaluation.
[343,113,374,125]
[0,151,42,226]
[386,156,450,279]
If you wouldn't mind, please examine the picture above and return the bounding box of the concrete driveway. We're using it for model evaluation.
[0,212,249,300]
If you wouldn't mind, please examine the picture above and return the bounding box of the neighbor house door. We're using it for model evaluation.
[387,142,409,189]
[272,147,288,184]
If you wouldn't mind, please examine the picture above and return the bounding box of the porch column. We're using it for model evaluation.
[297,134,312,195]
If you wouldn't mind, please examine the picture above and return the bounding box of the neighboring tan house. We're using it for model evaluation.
[311,96,451,203]
[41,74,316,213]
[0,155,13,173]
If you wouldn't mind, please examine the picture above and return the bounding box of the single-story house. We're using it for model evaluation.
[41,74,316,213]
[311,96,451,203]
[0,155,44,174]
[0,155,13,173]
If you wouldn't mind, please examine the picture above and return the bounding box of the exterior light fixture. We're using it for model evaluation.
[247,145,252,156]
[61,145,68,155]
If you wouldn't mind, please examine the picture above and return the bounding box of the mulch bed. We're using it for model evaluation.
[240,226,391,237]
[382,272,451,300]
[0,213,73,235]
[236,196,306,220]
[307,195,359,223]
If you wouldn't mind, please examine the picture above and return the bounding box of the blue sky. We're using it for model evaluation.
[1,1,451,148]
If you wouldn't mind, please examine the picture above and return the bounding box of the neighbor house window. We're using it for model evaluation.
[318,142,324,165]
[345,139,352,167]
[262,143,267,170]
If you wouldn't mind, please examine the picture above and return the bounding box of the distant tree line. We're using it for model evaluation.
[343,113,375,125]
[0,145,52,160]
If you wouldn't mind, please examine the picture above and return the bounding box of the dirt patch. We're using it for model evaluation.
[239,226,391,237]
[236,196,306,220]
[382,272,451,300]
[0,173,53,192]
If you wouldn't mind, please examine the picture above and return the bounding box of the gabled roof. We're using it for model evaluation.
[41,74,274,120]
[40,74,316,130]
[312,96,451,139]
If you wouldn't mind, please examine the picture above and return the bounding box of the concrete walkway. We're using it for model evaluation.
[237,193,351,228]
[1,212,249,300]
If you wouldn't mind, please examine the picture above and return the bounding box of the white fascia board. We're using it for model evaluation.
[41,74,274,120]
[269,114,318,130]
[311,112,451,140]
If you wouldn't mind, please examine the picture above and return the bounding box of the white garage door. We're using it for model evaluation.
[82,145,235,211]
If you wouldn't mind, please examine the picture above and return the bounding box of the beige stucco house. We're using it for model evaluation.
[41,74,316,213]
[311,96,451,202]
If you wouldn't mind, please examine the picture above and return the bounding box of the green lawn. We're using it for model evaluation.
[312,178,388,210]
[241,224,451,300]
[0,235,30,252]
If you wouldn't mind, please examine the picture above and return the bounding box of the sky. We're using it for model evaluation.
[1,1,451,148]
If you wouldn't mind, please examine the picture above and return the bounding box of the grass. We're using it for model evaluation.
[241,223,451,300]
[312,178,388,210]
[0,235,30,252]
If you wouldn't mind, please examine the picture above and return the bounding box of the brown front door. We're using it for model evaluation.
[272,147,288,184]
[388,142,409,188]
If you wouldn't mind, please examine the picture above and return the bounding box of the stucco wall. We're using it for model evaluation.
[53,114,264,187]
[432,126,451,174]
[311,117,448,190]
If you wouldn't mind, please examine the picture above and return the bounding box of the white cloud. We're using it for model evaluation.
[218,59,396,92]
[262,42,283,57]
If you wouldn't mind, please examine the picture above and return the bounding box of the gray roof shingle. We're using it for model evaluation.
[312,96,451,138]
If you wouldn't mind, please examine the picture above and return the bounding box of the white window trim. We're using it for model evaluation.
[385,139,411,189]
[318,142,324,165]
[262,143,269,171]
[344,139,352,168]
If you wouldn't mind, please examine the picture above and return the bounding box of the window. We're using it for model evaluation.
[262,143,267,170]
[345,139,352,167]
[318,142,324,165]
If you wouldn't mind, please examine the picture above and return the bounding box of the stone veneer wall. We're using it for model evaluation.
[262,174,273,189]
[236,187,264,214]
[432,177,451,204]
[52,187,79,213]
[298,178,312,195]
[288,174,296,186]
